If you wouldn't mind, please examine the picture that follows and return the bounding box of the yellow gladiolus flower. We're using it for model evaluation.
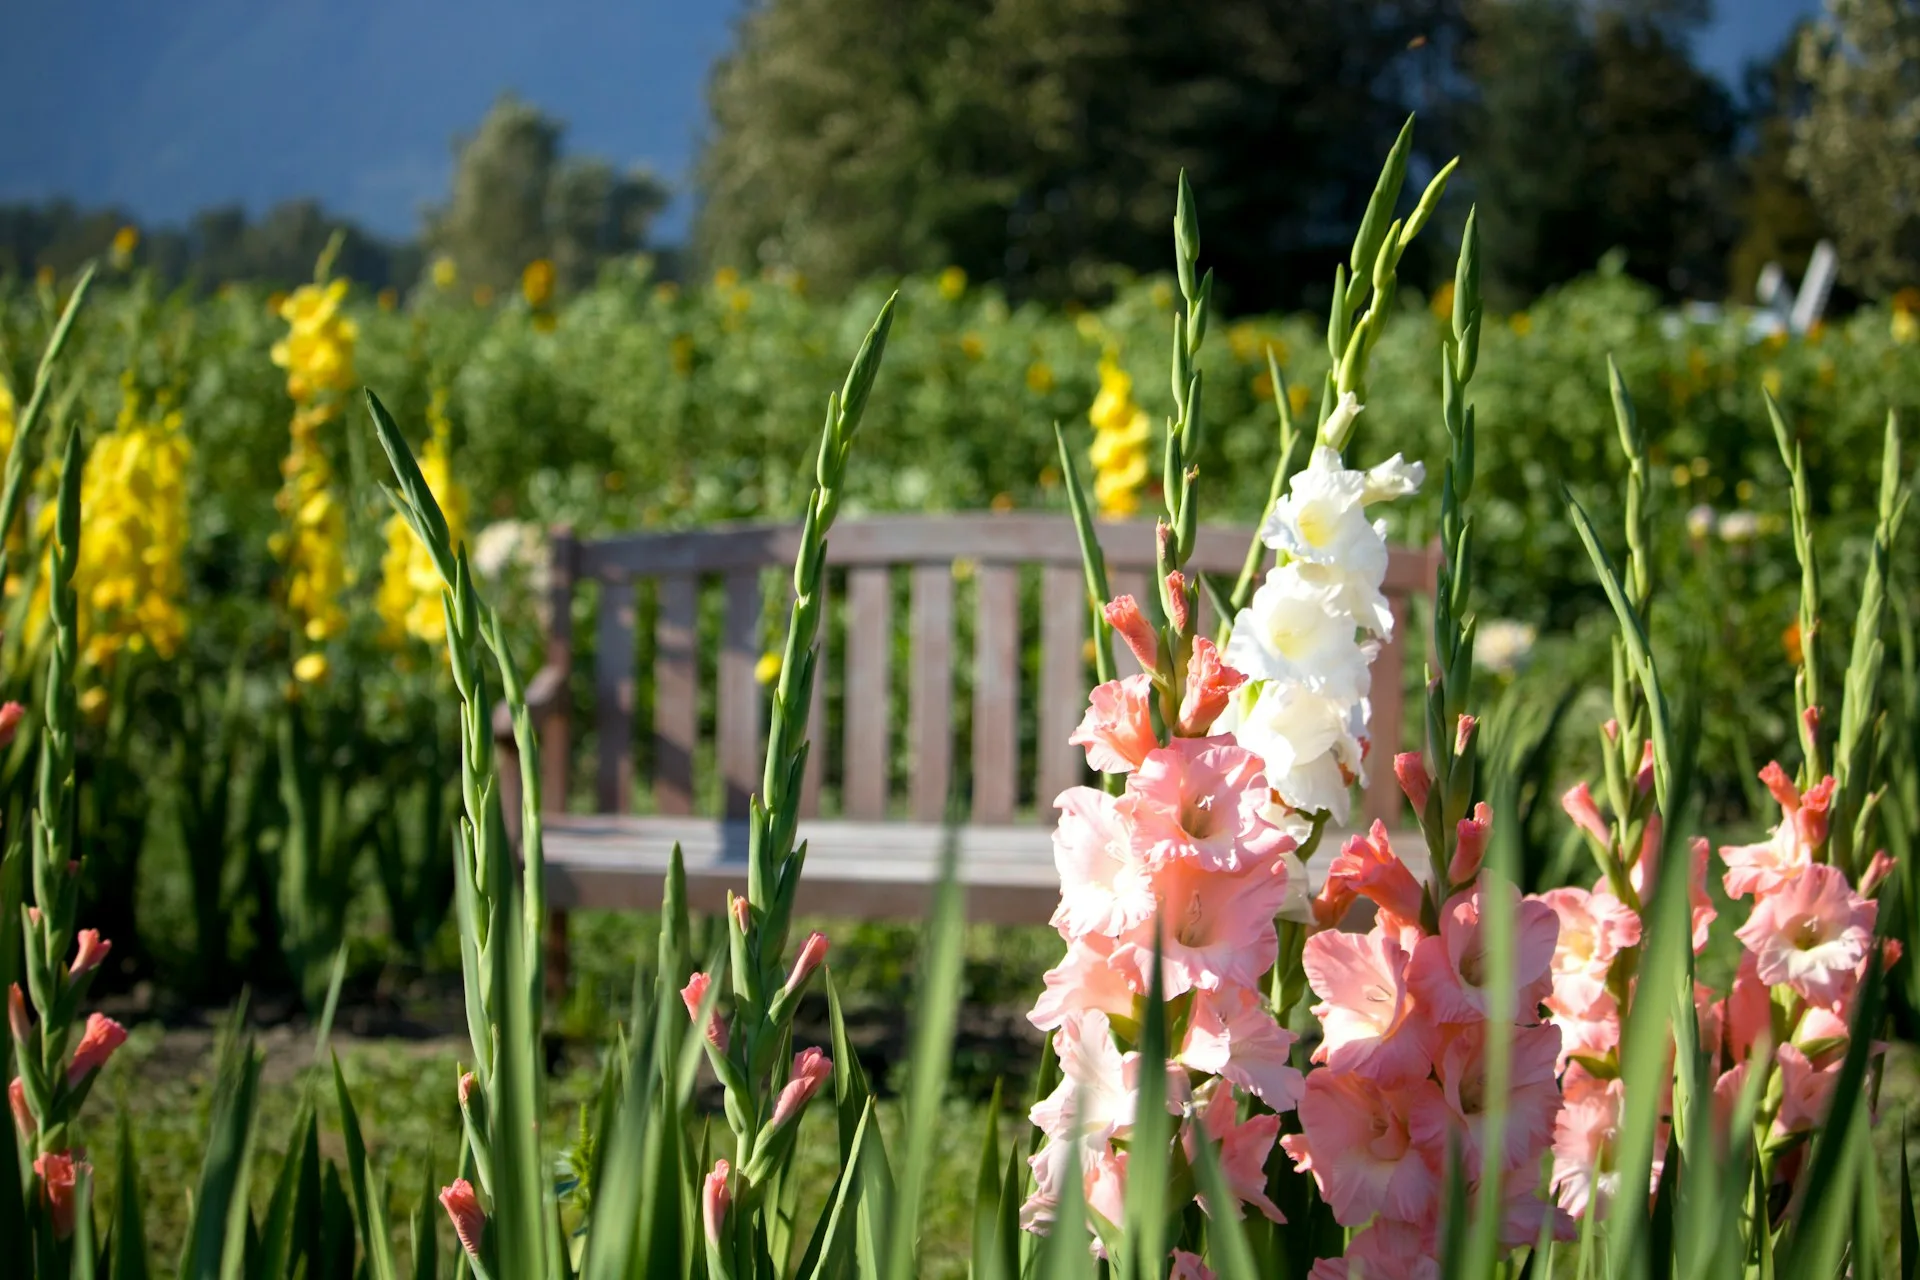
[522,258,556,309]
[270,279,358,404]
[377,389,469,648]
[432,256,458,290]
[1430,280,1455,321]
[937,266,967,300]
[293,652,330,683]
[1087,354,1152,519]
[754,652,782,685]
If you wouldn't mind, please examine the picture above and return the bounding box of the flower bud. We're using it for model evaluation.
[9,1077,31,1137]
[1322,392,1364,449]
[0,702,23,747]
[1758,760,1800,812]
[457,1070,478,1107]
[681,972,728,1053]
[33,1151,85,1239]
[1602,718,1620,744]
[67,1013,127,1085]
[1393,752,1431,816]
[25,907,40,928]
[1454,713,1477,757]
[1452,802,1492,883]
[8,985,29,1046]
[69,930,110,977]
[770,1047,833,1129]
[1562,782,1610,846]
[1635,740,1656,795]
[1176,639,1245,736]
[1164,572,1191,635]
[439,1178,486,1260]
[703,1158,732,1244]
[1862,850,1896,898]
[1104,595,1159,674]
[783,932,830,998]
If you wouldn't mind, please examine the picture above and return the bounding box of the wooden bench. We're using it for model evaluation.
[497,514,1439,965]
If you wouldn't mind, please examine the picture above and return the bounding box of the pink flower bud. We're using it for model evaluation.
[783,932,830,996]
[681,972,728,1053]
[1452,802,1492,883]
[1796,776,1836,851]
[703,1159,732,1243]
[729,895,751,935]
[1454,714,1478,756]
[1862,850,1896,898]
[8,985,30,1046]
[1103,595,1160,674]
[1176,638,1245,737]
[9,1077,30,1137]
[1393,752,1431,815]
[1164,572,1190,634]
[34,1151,86,1239]
[66,1012,127,1086]
[770,1047,833,1128]
[439,1178,486,1260]
[458,1071,478,1107]
[25,907,40,928]
[1635,740,1655,795]
[68,930,110,977]
[1803,705,1822,741]
[1758,760,1799,812]
[1602,718,1620,744]
[1562,782,1611,846]
[0,702,23,747]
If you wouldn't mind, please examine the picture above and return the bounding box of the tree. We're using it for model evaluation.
[423,94,668,296]
[695,0,1468,311]
[1463,0,1738,305]
[1791,0,1920,298]
[1726,28,1831,303]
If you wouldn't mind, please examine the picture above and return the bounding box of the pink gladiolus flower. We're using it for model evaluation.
[1561,782,1611,846]
[1170,1250,1216,1280]
[1301,929,1436,1084]
[35,1151,86,1239]
[1049,787,1156,938]
[68,930,110,977]
[1636,835,1717,953]
[1723,766,1835,898]
[1394,752,1431,816]
[1322,823,1424,935]
[1189,1084,1286,1223]
[1116,848,1292,996]
[783,931,830,996]
[1178,982,1304,1110]
[1551,1081,1622,1217]
[1539,886,1640,1019]
[1793,1004,1850,1065]
[1281,1069,1444,1225]
[1415,1021,1563,1177]
[1069,674,1157,773]
[1694,981,1724,1060]
[1451,802,1493,883]
[7,984,28,1045]
[1310,1219,1440,1280]
[1105,595,1160,673]
[681,972,728,1052]
[66,1013,127,1085]
[1735,863,1875,1009]
[1177,638,1246,736]
[1724,954,1770,1064]
[1408,888,1558,1025]
[1086,1147,1129,1230]
[1119,737,1290,872]
[1029,933,1137,1031]
[771,1048,833,1128]
[1023,1132,1133,1236]
[440,1178,486,1259]
[9,1077,29,1136]
[1773,1044,1839,1135]
[703,1159,731,1243]
[1555,994,1622,1087]
[0,702,23,747]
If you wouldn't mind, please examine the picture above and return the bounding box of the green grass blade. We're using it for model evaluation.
[72,1163,97,1280]
[995,1140,1022,1280]
[1187,1098,1258,1280]
[1902,1120,1917,1280]
[331,1053,400,1280]
[246,1098,309,1280]
[972,1080,1007,1280]
[576,957,663,1280]
[178,1023,262,1280]
[1035,1132,1093,1280]
[882,834,967,1278]
[803,1098,874,1280]
[1052,421,1115,689]
[311,944,349,1067]
[412,1150,440,1280]
[1122,938,1171,1278]
[109,1111,150,1280]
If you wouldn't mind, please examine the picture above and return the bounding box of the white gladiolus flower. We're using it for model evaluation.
[1232,680,1367,823]
[1260,446,1386,576]
[1362,453,1426,505]
[1224,563,1373,700]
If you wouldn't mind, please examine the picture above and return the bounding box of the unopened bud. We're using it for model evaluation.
[1635,740,1655,796]
[1451,802,1492,883]
[1164,572,1190,635]
[7,985,29,1046]
[1802,705,1822,742]
[66,1013,127,1085]
[457,1070,478,1107]
[729,895,751,935]
[8,1077,30,1137]
[783,932,830,998]
[770,1047,833,1129]
[1454,714,1477,756]
[1601,718,1620,744]
[25,907,40,928]
[703,1158,732,1243]
[0,702,23,747]
[1862,850,1895,898]
[1393,752,1431,816]
[439,1178,486,1260]
[1104,595,1160,674]
[681,971,728,1053]
[1322,392,1364,449]
[68,930,110,977]
[1562,783,1610,846]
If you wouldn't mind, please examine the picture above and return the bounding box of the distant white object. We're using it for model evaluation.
[1755,262,1787,310]
[1788,241,1838,334]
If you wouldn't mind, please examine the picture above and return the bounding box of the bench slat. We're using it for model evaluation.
[595,574,637,813]
[972,563,1020,822]
[719,570,761,818]
[910,563,954,821]
[843,568,891,819]
[1038,565,1087,806]
[653,574,698,815]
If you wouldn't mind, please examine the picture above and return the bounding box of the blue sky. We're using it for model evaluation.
[0,0,1820,244]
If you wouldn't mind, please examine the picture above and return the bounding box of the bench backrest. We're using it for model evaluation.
[534,514,1439,831]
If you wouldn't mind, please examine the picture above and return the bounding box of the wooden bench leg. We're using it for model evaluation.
[544,909,570,1005]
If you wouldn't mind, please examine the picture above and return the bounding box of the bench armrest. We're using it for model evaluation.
[492,662,569,743]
